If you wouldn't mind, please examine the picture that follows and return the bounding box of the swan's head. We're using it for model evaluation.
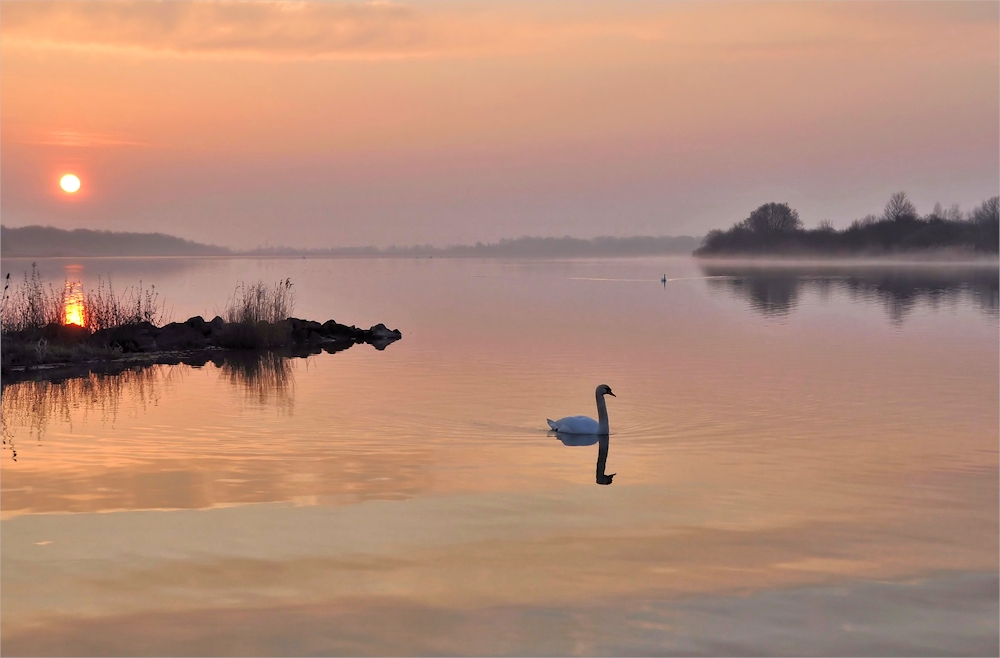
[597,384,616,398]
[597,472,616,485]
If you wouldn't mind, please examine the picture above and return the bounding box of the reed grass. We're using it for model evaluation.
[218,279,295,349]
[0,264,64,333]
[0,265,167,335]
[84,277,166,331]
[224,279,294,325]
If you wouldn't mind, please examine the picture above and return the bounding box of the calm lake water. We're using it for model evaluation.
[2,256,998,656]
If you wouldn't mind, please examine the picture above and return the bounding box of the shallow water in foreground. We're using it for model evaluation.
[2,256,997,656]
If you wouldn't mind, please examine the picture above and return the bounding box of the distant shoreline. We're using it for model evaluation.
[694,252,998,266]
[0,226,702,258]
[3,252,996,265]
[1,226,701,259]
[695,195,999,259]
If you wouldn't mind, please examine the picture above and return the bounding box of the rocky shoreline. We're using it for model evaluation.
[1,315,402,382]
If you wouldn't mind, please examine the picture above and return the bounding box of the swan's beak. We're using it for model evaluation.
[607,390,616,397]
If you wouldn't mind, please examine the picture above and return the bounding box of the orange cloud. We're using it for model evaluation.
[23,130,149,148]
[4,1,993,62]
[1,1,514,61]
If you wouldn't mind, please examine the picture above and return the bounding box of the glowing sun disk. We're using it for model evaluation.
[60,174,81,193]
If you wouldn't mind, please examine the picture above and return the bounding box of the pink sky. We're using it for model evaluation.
[2,1,997,249]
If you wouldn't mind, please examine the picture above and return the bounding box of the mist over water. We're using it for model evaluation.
[2,256,997,655]
[699,260,999,321]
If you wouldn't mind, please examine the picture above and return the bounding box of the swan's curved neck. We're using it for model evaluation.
[596,392,609,434]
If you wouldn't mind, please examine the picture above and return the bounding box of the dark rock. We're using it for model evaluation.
[347,325,366,340]
[287,317,323,343]
[157,322,209,351]
[184,316,212,336]
[2,312,402,377]
[94,322,160,352]
[41,323,91,345]
[368,323,402,340]
[39,322,62,340]
[212,322,260,350]
[365,323,402,350]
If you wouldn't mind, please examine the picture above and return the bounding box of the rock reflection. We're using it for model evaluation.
[700,263,999,322]
[1,352,300,457]
[1,365,177,461]
[219,351,295,410]
[553,431,615,485]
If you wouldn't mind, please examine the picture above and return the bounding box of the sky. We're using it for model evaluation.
[1,1,997,250]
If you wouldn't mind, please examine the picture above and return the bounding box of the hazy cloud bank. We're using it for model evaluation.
[3,1,995,61]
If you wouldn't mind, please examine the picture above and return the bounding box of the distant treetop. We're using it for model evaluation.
[0,225,230,258]
[695,192,999,257]
[742,202,803,234]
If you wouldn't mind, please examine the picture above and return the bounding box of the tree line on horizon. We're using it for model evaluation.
[695,193,1000,256]
[0,225,231,258]
[246,235,701,258]
[0,225,700,258]
[6,193,997,259]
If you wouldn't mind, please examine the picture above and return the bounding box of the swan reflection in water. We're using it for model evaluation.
[552,431,616,485]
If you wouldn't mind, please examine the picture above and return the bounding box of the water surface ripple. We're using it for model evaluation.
[2,257,997,656]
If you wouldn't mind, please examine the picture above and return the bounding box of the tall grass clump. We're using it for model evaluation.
[224,279,294,325]
[1,264,65,333]
[219,279,295,349]
[84,277,166,331]
[0,266,167,335]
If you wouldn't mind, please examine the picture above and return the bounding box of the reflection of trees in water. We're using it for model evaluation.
[1,352,299,460]
[711,274,800,318]
[701,264,999,322]
[1,365,176,461]
[219,351,295,411]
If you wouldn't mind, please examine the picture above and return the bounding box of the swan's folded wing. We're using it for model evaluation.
[552,415,600,434]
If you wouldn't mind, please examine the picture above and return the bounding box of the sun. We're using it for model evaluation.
[59,174,81,194]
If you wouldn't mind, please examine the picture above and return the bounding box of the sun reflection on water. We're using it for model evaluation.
[63,280,85,326]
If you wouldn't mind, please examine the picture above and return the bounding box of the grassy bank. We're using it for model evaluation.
[1,271,400,374]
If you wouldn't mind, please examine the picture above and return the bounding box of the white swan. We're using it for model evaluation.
[547,384,615,434]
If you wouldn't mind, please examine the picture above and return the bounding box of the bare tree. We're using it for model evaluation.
[946,204,963,222]
[928,202,962,221]
[741,202,802,234]
[971,196,999,226]
[883,192,917,222]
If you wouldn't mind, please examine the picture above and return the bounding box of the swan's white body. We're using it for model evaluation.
[547,385,615,435]
[548,415,601,434]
